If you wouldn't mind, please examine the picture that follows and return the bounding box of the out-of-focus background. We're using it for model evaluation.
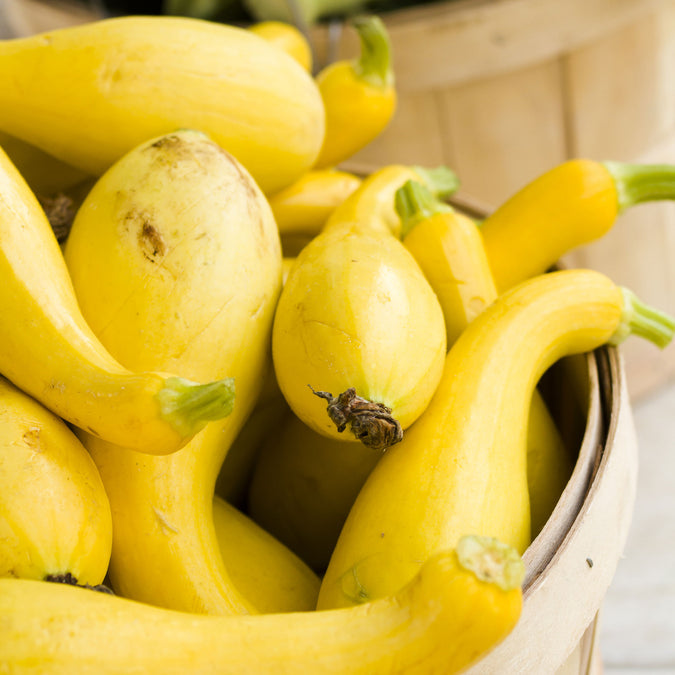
[1,0,674,671]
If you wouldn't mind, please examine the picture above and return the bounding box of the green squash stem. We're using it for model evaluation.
[156,376,236,438]
[603,161,675,212]
[610,288,675,349]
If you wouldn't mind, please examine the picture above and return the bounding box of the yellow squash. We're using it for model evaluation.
[0,143,234,456]
[480,158,675,292]
[0,535,524,675]
[526,390,576,537]
[247,409,381,573]
[268,168,362,237]
[215,361,290,508]
[0,376,112,587]
[213,495,320,613]
[282,255,297,284]
[272,164,456,449]
[0,130,91,196]
[313,16,396,170]
[322,163,458,237]
[396,179,497,345]
[64,130,283,615]
[396,179,574,537]
[318,269,675,608]
[0,15,325,195]
[249,20,313,72]
[259,183,575,554]
[273,225,446,450]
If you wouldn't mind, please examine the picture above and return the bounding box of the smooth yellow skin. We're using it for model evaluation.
[249,20,313,72]
[402,206,573,538]
[0,131,91,196]
[480,159,617,292]
[248,410,381,573]
[213,495,320,613]
[323,165,435,238]
[0,143,219,455]
[403,209,498,346]
[273,226,446,441]
[0,547,522,675]
[0,16,325,194]
[215,361,290,508]
[318,269,624,609]
[273,165,448,442]
[313,61,396,170]
[64,130,283,615]
[282,256,296,284]
[0,377,112,586]
[268,168,362,236]
[527,390,575,538]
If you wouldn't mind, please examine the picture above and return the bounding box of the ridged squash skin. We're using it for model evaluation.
[63,130,283,614]
[0,15,325,194]
[317,270,626,609]
[0,544,523,675]
[0,143,230,456]
[0,377,112,586]
[273,226,446,443]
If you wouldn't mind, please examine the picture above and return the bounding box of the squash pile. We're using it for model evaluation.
[1,14,674,674]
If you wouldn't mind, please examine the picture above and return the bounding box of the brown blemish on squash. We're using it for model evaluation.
[147,133,212,169]
[124,207,166,263]
[144,134,210,177]
[141,132,268,242]
[147,134,183,152]
[139,221,166,262]
[22,427,41,449]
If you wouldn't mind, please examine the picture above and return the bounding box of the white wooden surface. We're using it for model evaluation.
[601,379,675,673]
